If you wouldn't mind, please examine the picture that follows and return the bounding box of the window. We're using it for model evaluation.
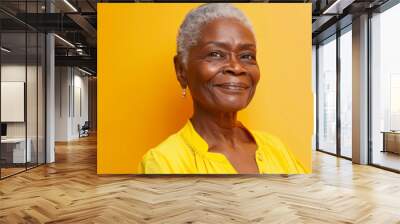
[371,2,400,171]
[390,74,400,130]
[339,28,352,158]
[317,35,337,154]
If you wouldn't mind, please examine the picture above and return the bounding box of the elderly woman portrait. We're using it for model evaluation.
[139,3,306,174]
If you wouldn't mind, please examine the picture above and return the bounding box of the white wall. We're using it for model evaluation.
[1,65,38,138]
[1,65,25,134]
[55,67,89,141]
[1,63,46,164]
[72,73,89,138]
[55,67,70,141]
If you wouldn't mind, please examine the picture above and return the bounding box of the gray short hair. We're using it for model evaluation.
[177,3,254,65]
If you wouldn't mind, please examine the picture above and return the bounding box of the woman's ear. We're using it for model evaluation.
[174,55,188,89]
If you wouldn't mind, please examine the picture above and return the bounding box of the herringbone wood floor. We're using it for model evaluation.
[1,134,400,224]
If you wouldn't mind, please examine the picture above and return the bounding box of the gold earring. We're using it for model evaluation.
[182,88,187,98]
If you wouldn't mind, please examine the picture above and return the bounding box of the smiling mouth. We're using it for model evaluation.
[214,83,249,91]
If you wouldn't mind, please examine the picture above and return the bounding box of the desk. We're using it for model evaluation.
[1,138,31,163]
[382,131,400,154]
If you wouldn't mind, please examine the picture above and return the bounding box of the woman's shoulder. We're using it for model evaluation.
[249,129,308,174]
[139,131,194,174]
[145,121,195,157]
[139,134,180,174]
[144,132,188,159]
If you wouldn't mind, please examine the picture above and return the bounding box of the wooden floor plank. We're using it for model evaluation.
[1,134,400,223]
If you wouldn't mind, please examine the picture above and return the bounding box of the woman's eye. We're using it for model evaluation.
[208,51,223,58]
[241,54,255,60]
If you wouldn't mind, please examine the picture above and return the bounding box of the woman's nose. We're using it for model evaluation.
[223,55,246,76]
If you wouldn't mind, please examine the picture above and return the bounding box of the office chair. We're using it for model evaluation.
[79,121,90,138]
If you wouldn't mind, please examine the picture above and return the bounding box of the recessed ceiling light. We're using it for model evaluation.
[1,47,11,53]
[54,34,75,48]
[322,0,354,15]
[63,0,78,12]
[78,67,93,76]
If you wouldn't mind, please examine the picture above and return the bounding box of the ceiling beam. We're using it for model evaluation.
[67,13,97,39]
[55,55,96,70]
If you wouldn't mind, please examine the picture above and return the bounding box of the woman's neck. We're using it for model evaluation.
[190,104,241,145]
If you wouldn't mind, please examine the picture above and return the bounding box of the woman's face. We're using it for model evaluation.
[177,17,260,113]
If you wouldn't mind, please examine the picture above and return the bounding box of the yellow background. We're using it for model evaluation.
[98,3,312,174]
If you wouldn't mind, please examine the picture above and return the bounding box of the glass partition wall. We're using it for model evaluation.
[0,1,46,179]
[0,30,27,177]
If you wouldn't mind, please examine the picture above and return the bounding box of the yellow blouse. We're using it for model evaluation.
[139,121,307,174]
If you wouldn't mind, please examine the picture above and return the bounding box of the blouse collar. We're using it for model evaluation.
[179,120,262,156]
[179,120,209,154]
